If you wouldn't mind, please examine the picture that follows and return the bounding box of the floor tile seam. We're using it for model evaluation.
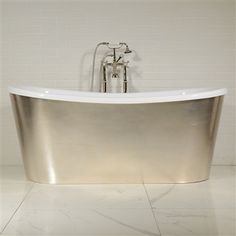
[143,183,162,236]
[0,183,34,235]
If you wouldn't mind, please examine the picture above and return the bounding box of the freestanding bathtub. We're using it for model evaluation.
[9,86,226,184]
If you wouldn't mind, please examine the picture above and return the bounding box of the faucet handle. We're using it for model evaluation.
[116,54,124,62]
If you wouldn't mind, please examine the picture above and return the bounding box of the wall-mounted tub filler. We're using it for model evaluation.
[9,86,226,184]
[91,42,132,93]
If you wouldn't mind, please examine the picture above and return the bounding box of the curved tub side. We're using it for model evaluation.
[10,94,224,184]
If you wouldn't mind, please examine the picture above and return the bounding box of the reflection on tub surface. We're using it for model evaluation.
[9,87,226,184]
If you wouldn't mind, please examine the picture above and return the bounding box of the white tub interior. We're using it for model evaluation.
[9,86,227,104]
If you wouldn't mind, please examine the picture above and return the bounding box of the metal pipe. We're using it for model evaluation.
[103,65,107,93]
[91,42,109,92]
[123,65,128,93]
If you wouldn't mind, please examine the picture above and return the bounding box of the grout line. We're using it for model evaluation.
[0,183,34,235]
[143,183,162,236]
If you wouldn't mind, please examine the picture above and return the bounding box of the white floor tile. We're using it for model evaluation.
[154,208,236,236]
[0,165,235,236]
[19,184,150,209]
[0,182,32,233]
[2,208,160,236]
[145,166,236,209]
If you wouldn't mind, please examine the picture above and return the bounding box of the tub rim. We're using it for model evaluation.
[9,86,227,104]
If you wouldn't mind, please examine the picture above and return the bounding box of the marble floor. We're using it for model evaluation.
[0,166,235,236]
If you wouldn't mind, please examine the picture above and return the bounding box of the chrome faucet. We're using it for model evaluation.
[91,42,132,93]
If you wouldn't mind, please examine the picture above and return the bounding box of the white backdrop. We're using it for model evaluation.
[0,0,235,165]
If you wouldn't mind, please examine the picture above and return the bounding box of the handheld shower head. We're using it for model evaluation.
[124,45,132,54]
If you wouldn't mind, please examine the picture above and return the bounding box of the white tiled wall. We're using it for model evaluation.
[0,0,235,165]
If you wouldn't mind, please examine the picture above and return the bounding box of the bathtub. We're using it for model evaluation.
[9,86,226,184]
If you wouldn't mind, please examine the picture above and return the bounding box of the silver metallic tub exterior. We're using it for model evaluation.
[10,93,223,184]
